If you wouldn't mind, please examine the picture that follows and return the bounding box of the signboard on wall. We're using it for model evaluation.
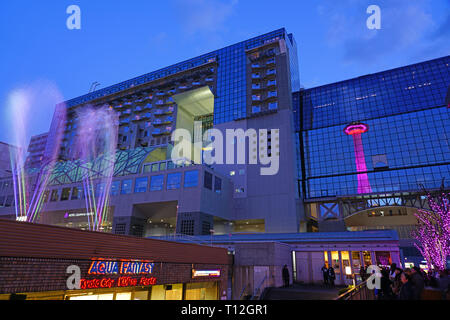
[192,269,221,278]
[79,258,157,289]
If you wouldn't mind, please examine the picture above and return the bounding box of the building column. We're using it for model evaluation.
[370,251,377,266]
[338,251,344,285]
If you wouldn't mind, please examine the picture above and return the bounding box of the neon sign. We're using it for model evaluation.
[80,276,157,289]
[88,259,154,275]
[192,269,221,278]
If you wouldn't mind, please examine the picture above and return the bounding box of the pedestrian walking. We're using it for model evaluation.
[359,266,366,282]
[328,266,336,287]
[398,272,415,300]
[321,264,329,287]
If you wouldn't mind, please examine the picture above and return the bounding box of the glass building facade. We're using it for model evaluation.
[296,56,450,199]
[61,28,299,125]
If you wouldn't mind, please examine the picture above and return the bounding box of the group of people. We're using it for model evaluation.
[370,263,449,300]
[321,264,337,287]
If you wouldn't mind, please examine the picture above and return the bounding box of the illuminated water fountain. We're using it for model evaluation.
[7,85,66,223]
[72,106,118,231]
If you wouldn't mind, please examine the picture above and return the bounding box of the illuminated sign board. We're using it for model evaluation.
[80,276,157,289]
[88,259,154,275]
[79,258,157,289]
[192,269,221,278]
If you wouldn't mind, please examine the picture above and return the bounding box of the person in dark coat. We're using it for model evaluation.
[321,264,329,287]
[391,268,403,297]
[398,272,415,300]
[379,269,394,300]
[359,266,367,282]
[328,266,336,287]
[282,265,290,288]
[410,266,425,300]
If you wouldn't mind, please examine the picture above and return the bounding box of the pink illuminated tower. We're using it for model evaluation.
[344,122,372,194]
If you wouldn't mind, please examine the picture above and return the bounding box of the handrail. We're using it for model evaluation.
[155,233,210,245]
[335,279,373,300]
[251,275,268,300]
[239,283,250,300]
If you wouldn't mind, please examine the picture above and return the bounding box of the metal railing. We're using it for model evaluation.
[239,283,250,300]
[335,280,375,300]
[250,275,268,300]
[155,233,210,245]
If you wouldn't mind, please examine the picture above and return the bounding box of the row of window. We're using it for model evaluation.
[21,170,224,205]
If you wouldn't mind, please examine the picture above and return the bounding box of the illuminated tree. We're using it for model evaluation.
[412,188,450,271]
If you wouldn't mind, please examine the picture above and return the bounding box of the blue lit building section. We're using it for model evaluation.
[298,56,450,198]
[61,28,298,125]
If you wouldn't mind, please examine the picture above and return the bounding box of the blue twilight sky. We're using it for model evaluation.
[1,0,449,146]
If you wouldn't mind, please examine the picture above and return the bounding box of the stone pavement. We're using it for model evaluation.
[262,283,347,300]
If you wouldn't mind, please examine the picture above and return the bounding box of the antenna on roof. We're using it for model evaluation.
[89,82,100,93]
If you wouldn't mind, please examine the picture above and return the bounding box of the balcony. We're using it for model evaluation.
[143,103,152,110]
[267,80,277,87]
[267,91,277,99]
[268,102,278,110]
[266,58,276,66]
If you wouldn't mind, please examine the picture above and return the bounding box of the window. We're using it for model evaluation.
[252,106,261,113]
[239,169,245,175]
[50,190,59,202]
[95,183,105,197]
[181,220,195,236]
[121,180,133,194]
[268,91,277,97]
[159,162,166,171]
[269,102,278,110]
[214,177,222,194]
[110,181,120,196]
[184,170,199,188]
[252,83,261,89]
[252,95,261,101]
[204,172,213,190]
[61,188,71,201]
[69,187,82,202]
[5,195,13,207]
[134,177,148,193]
[150,175,164,191]
[167,173,181,190]
[152,163,159,172]
[143,164,151,173]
